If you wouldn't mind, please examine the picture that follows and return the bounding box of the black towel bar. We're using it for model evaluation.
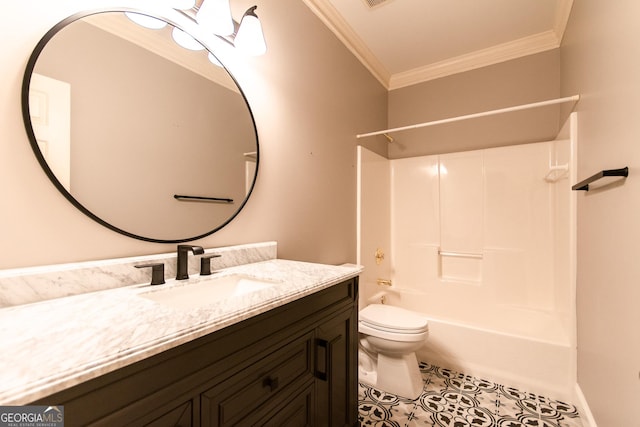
[571,167,628,191]
[174,194,234,203]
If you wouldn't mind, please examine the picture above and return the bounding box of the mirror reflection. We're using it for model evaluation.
[24,11,258,242]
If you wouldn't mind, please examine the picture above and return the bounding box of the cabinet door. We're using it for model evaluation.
[314,306,358,426]
[144,400,193,427]
[261,381,315,427]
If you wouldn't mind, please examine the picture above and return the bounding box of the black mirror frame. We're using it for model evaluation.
[21,8,260,244]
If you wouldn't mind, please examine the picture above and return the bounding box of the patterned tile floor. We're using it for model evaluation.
[359,362,583,427]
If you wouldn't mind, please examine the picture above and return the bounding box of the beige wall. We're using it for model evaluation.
[561,1,640,425]
[0,0,387,269]
[387,50,561,158]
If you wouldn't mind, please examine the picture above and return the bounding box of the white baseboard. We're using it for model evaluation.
[574,383,598,427]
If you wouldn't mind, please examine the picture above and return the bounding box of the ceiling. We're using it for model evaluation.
[302,0,573,90]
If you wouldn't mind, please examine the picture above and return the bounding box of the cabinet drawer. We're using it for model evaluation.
[247,380,315,427]
[201,332,313,426]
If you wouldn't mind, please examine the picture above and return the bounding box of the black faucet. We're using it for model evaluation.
[200,254,222,275]
[135,263,165,285]
[176,244,204,280]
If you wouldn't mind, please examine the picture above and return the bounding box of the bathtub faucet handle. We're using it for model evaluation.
[377,279,392,287]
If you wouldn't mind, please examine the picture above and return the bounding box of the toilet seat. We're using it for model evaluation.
[359,304,429,334]
[359,322,428,342]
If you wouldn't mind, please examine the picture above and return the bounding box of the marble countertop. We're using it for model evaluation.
[0,259,362,405]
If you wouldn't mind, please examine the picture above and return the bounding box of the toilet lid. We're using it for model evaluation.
[359,304,428,333]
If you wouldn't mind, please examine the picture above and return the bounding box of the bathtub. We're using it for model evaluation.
[366,288,576,402]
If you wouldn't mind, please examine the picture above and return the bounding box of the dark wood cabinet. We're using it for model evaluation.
[315,307,358,426]
[145,401,193,427]
[33,277,358,426]
[200,331,314,426]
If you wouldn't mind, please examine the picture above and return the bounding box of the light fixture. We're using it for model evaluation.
[207,36,234,65]
[207,52,222,67]
[234,6,267,56]
[124,12,167,30]
[171,27,205,51]
[196,0,234,36]
[126,2,267,59]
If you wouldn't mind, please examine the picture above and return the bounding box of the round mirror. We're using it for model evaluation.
[21,9,259,243]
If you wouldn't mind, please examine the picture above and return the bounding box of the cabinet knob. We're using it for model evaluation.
[262,376,279,391]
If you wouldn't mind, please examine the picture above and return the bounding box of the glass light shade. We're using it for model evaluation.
[208,37,236,65]
[196,0,234,36]
[234,6,267,56]
[169,0,196,10]
[207,52,222,67]
[124,12,167,30]
[171,27,205,51]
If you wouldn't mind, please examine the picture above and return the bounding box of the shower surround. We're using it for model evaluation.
[357,115,577,401]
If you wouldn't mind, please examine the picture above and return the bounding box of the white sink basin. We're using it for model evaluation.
[141,274,279,310]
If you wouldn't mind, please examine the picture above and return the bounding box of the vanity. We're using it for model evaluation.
[0,243,362,426]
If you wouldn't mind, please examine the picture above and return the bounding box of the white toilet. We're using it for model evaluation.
[358,303,429,399]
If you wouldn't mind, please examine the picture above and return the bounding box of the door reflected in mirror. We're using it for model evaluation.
[23,10,258,242]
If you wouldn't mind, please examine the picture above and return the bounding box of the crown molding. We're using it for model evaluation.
[389,30,560,90]
[303,0,572,91]
[302,0,390,88]
[554,0,574,44]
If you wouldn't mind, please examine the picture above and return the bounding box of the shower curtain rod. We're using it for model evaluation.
[356,95,580,139]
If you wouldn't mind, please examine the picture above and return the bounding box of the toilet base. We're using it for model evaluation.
[359,346,424,400]
[358,345,378,385]
[377,351,424,400]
